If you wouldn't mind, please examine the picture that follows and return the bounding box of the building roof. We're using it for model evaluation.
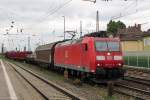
[117,24,150,41]
[35,39,71,51]
[120,32,150,41]
[142,32,150,37]
[118,24,142,35]
[120,33,143,41]
[36,43,56,51]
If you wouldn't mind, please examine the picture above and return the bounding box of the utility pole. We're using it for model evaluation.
[24,46,26,51]
[80,21,82,37]
[96,10,99,32]
[62,16,66,40]
[1,43,4,54]
[19,44,20,51]
[28,36,31,51]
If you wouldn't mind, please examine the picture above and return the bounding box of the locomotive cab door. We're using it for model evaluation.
[81,43,89,72]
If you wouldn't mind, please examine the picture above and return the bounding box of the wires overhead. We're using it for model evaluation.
[110,0,150,21]
[46,0,73,17]
[123,0,136,13]
[111,0,140,20]
[25,0,73,31]
[35,0,73,23]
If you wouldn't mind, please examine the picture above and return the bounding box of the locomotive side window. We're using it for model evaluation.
[82,43,88,51]
[85,44,88,51]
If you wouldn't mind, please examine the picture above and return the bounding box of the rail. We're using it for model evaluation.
[114,76,150,100]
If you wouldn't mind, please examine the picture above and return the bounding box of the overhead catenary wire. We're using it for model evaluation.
[111,0,150,21]
[111,0,138,20]
[23,0,74,41]
[122,0,137,13]
[46,0,73,18]
[45,0,65,17]
[25,0,73,30]
[0,0,73,36]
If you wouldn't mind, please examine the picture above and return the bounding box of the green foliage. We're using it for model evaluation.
[107,20,126,36]
[0,54,4,59]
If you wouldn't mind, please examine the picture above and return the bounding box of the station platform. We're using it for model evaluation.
[0,59,44,100]
[0,59,16,100]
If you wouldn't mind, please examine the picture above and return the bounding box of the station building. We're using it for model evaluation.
[143,30,150,51]
[117,24,150,51]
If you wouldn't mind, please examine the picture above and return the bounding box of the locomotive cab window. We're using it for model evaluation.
[95,41,120,52]
[95,41,107,51]
[107,42,120,51]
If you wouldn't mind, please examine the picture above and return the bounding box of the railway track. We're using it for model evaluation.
[6,60,150,100]
[113,88,149,100]
[123,76,150,87]
[124,66,150,81]
[6,61,86,100]
[114,76,150,100]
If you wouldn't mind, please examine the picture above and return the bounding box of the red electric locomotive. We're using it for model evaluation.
[33,31,125,81]
[54,36,124,80]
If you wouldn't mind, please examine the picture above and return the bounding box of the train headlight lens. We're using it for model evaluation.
[107,52,110,55]
[96,56,105,60]
[114,56,122,60]
[118,63,122,66]
[97,64,100,66]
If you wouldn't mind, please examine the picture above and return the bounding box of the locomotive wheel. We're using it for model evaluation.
[64,69,68,79]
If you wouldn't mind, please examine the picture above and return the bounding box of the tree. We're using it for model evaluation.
[107,20,126,36]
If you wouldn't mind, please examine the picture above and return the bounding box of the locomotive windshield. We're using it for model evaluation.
[107,42,120,51]
[95,41,120,51]
[95,42,107,51]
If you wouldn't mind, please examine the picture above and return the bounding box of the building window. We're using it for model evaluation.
[144,38,150,46]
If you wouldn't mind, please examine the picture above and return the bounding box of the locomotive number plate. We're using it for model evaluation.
[107,56,113,60]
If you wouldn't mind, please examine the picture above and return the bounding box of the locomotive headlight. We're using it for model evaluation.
[97,64,100,66]
[118,63,122,66]
[114,56,122,60]
[96,56,105,60]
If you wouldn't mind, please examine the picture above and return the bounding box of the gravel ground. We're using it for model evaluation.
[8,60,134,100]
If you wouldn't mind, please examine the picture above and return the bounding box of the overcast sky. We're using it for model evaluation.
[0,0,150,51]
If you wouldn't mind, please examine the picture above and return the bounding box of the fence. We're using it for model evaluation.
[123,51,150,68]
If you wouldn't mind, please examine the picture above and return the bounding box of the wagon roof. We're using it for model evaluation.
[35,40,70,51]
[36,43,56,51]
